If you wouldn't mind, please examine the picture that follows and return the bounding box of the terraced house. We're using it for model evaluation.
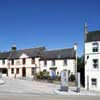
[85,29,100,91]
[0,44,76,79]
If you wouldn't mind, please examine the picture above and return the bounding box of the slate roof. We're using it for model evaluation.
[40,48,75,60]
[0,47,45,59]
[86,30,100,42]
[0,47,75,60]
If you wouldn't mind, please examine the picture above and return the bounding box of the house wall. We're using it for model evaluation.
[1,53,40,79]
[85,41,100,91]
[40,59,75,75]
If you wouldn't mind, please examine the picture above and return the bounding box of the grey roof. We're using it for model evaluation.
[0,47,45,59]
[0,47,75,60]
[0,52,10,59]
[40,48,75,60]
[86,30,100,42]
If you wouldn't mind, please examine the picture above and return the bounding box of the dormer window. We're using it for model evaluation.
[92,42,98,52]
[23,58,26,65]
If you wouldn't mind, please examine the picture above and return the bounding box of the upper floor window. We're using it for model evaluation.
[52,60,55,66]
[23,58,26,65]
[31,67,36,75]
[11,59,14,65]
[91,78,97,86]
[44,60,47,66]
[16,68,19,74]
[92,42,99,52]
[93,59,98,68]
[31,58,35,64]
[2,59,5,65]
[63,59,67,65]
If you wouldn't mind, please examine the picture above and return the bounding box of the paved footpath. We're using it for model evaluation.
[0,79,100,96]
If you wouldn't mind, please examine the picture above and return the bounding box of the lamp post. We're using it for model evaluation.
[74,43,80,92]
[74,43,77,74]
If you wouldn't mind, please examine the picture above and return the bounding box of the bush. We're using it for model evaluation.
[69,74,75,82]
[35,71,50,80]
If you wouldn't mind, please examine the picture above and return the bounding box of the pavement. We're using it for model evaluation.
[0,78,100,96]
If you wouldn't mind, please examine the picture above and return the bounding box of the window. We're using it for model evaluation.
[32,58,35,64]
[11,59,14,65]
[92,42,98,52]
[93,59,98,68]
[2,59,5,65]
[91,78,97,86]
[63,59,67,65]
[52,60,55,66]
[16,68,19,74]
[31,68,36,75]
[23,58,26,65]
[11,68,14,74]
[44,60,47,66]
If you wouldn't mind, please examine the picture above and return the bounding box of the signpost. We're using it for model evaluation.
[60,70,68,92]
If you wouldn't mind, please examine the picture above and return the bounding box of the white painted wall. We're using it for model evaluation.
[85,41,100,91]
[40,59,75,75]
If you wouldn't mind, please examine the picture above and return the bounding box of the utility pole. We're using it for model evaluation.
[84,21,89,91]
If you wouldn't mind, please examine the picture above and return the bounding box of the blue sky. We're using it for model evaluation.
[0,0,100,56]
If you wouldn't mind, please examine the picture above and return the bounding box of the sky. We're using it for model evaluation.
[0,0,100,56]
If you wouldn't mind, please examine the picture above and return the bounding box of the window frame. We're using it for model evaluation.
[23,58,26,65]
[93,59,98,69]
[16,68,19,74]
[63,59,67,66]
[11,68,14,74]
[91,78,97,86]
[92,42,99,52]
[2,59,5,65]
[52,60,55,66]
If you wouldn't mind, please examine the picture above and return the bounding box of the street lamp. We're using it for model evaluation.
[74,43,78,74]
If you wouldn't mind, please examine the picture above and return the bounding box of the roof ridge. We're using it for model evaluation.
[45,48,74,52]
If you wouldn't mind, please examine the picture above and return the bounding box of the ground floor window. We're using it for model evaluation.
[16,68,19,74]
[11,68,14,74]
[91,78,97,86]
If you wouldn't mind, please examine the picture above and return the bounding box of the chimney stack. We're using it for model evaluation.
[11,45,17,51]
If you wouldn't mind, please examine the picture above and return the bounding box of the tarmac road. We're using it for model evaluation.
[0,95,99,100]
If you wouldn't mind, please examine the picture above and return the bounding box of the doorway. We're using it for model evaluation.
[22,67,26,77]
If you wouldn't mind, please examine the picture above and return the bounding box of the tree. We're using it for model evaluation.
[77,55,85,87]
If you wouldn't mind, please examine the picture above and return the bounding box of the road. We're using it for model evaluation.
[0,95,99,100]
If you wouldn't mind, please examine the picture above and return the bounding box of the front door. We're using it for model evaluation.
[22,67,26,77]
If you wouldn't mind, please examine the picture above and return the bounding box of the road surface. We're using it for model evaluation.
[0,95,99,100]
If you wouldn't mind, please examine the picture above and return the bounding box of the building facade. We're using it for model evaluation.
[85,30,100,91]
[40,48,76,76]
[0,45,76,79]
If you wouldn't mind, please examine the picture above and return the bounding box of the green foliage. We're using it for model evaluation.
[69,74,75,82]
[35,70,50,80]
[77,56,84,72]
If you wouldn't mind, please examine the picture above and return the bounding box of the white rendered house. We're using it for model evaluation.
[0,44,76,79]
[39,45,76,76]
[85,30,100,91]
[0,46,45,79]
